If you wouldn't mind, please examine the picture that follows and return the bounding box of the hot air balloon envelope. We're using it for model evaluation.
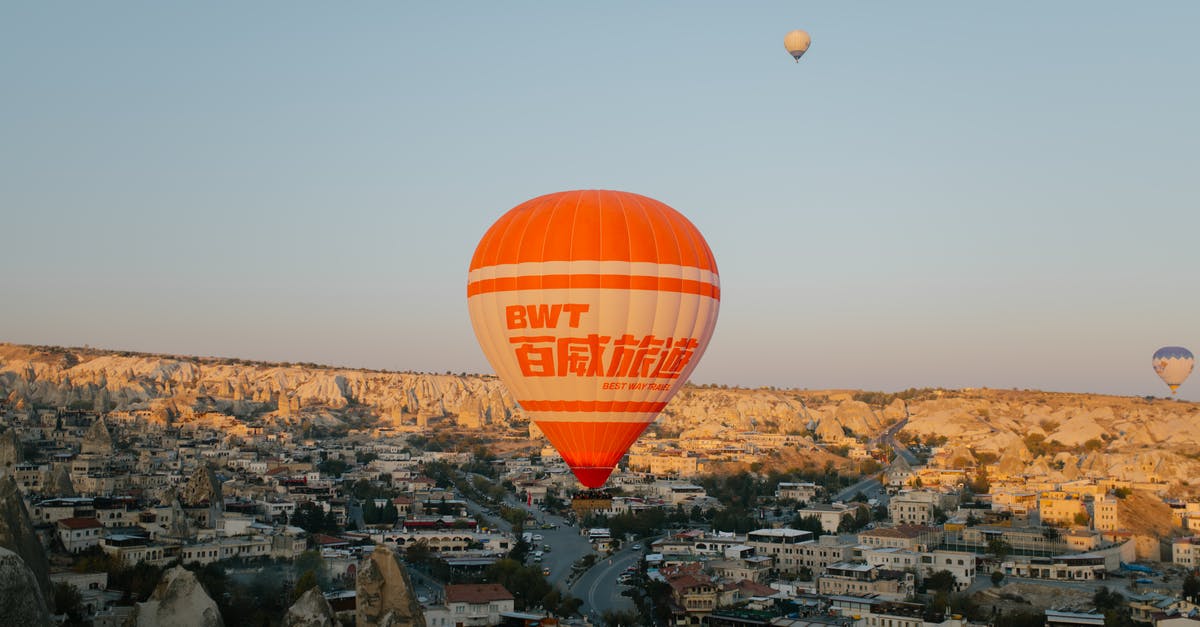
[785,30,811,62]
[467,190,720,488]
[1152,346,1194,394]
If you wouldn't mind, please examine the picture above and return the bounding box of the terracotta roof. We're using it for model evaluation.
[733,579,777,597]
[667,574,713,593]
[57,517,104,530]
[445,583,513,605]
[312,534,349,546]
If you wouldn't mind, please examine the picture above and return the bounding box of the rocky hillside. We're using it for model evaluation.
[3,343,1199,490]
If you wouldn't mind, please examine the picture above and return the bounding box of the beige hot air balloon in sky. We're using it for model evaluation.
[785,29,811,62]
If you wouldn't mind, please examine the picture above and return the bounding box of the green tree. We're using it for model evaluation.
[969,467,991,494]
[925,570,956,594]
[791,514,825,537]
[994,610,1046,627]
[317,458,349,477]
[987,538,1013,560]
[363,499,380,524]
[485,559,551,611]
[52,581,83,622]
[1183,571,1200,602]
[991,570,1005,586]
[600,609,641,627]
[293,570,319,601]
[1093,587,1124,611]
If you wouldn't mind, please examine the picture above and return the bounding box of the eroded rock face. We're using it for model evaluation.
[356,546,425,627]
[0,547,50,627]
[283,587,337,627]
[81,416,114,455]
[0,475,52,605]
[0,429,22,476]
[134,566,224,627]
[179,464,222,509]
[46,463,76,497]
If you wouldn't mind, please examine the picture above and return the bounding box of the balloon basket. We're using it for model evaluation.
[571,490,614,518]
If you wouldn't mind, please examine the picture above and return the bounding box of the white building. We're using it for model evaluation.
[57,517,105,553]
[746,528,814,574]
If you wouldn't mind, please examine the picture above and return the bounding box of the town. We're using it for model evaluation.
[2,345,1200,627]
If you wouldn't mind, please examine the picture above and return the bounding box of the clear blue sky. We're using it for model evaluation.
[3,2,1198,399]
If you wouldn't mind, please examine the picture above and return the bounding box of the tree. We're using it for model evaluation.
[969,467,991,494]
[293,570,318,601]
[1073,511,1091,527]
[405,541,433,566]
[987,538,1013,560]
[994,610,1046,627]
[1093,587,1124,611]
[600,609,641,627]
[1183,571,1200,602]
[791,514,825,537]
[991,570,1005,586]
[925,570,957,595]
[52,581,83,622]
[317,458,349,477]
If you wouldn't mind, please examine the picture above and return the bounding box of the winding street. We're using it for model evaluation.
[570,543,641,616]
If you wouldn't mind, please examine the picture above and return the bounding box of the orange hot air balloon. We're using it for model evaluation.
[467,190,720,488]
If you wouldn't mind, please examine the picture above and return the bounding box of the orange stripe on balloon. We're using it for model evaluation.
[535,420,652,488]
[519,400,668,412]
[466,274,721,299]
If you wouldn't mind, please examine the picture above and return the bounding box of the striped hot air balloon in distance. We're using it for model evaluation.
[467,190,720,488]
[1152,346,1194,394]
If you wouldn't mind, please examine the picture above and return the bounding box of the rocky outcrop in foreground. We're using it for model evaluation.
[356,546,425,627]
[0,475,52,605]
[134,566,223,627]
[283,587,337,627]
[0,546,50,627]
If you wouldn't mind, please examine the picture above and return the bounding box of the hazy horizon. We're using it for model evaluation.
[3,2,1198,400]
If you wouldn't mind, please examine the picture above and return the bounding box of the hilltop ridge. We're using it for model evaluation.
[3,342,1199,494]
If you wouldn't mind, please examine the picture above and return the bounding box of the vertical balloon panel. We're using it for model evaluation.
[468,190,720,488]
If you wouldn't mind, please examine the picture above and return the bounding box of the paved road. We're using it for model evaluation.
[833,477,882,503]
[458,481,594,587]
[882,418,920,466]
[570,544,641,616]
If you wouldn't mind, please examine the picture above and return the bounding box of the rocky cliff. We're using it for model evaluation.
[356,546,425,627]
[0,475,53,605]
[0,546,50,627]
[3,343,1199,492]
[134,566,223,627]
[283,587,337,627]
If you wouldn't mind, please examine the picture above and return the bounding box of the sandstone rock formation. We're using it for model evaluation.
[356,546,425,627]
[5,343,1200,494]
[0,429,22,476]
[0,475,52,605]
[134,566,224,627]
[179,464,222,508]
[81,416,114,455]
[46,463,76,497]
[0,546,50,627]
[283,587,337,627]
